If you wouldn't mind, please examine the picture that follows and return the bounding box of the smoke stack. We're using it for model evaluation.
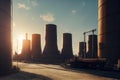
[43,24,60,63]
[21,33,31,60]
[61,33,73,61]
[26,33,28,40]
[31,34,42,60]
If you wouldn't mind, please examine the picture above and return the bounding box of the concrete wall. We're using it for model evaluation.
[0,0,12,74]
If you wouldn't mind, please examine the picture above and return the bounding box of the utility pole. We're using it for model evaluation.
[83,32,86,58]
[17,39,18,67]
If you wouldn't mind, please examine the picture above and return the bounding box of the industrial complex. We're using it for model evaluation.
[0,0,120,76]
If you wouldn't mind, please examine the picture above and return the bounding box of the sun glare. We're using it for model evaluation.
[17,35,25,54]
[17,49,22,55]
[18,35,25,41]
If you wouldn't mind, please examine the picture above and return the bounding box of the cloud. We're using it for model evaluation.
[31,1,38,6]
[72,10,77,14]
[18,3,30,10]
[31,17,35,20]
[27,0,38,6]
[82,2,86,7]
[40,13,55,22]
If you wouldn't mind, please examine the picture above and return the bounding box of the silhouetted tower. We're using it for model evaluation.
[78,42,86,58]
[21,33,31,60]
[98,0,120,66]
[31,34,42,60]
[61,33,73,61]
[43,24,60,63]
[87,35,97,58]
[0,0,12,75]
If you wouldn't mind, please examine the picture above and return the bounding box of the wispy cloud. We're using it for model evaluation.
[31,1,38,6]
[40,13,55,22]
[27,0,38,6]
[82,2,86,7]
[72,10,77,14]
[32,17,35,21]
[18,3,30,10]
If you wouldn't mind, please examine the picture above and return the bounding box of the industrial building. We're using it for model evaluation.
[0,0,12,75]
[20,33,31,60]
[61,33,74,62]
[98,0,120,66]
[42,24,60,63]
[86,35,98,58]
[78,42,86,58]
[31,34,42,60]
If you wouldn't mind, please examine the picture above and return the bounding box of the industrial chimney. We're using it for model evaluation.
[61,33,74,61]
[43,24,60,63]
[31,34,42,60]
[21,33,31,60]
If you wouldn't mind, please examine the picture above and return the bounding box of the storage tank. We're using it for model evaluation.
[0,0,12,75]
[98,0,120,66]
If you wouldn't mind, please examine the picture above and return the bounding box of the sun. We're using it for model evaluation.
[18,35,25,41]
[17,49,22,55]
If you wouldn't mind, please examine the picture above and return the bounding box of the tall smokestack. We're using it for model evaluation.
[61,33,73,61]
[43,24,60,63]
[26,33,28,40]
[21,33,31,60]
[32,34,42,60]
[0,0,12,75]
[98,0,120,66]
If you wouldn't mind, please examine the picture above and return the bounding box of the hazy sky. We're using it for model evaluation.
[13,0,98,55]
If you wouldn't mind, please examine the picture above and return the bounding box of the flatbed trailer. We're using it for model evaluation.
[70,58,106,69]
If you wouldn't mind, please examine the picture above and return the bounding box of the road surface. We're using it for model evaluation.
[0,62,119,80]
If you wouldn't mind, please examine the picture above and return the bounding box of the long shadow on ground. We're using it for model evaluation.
[0,71,52,80]
[61,64,120,79]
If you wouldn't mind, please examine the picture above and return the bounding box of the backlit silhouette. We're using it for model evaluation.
[0,0,12,75]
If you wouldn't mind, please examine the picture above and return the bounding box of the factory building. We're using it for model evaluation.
[98,0,120,66]
[86,35,98,58]
[31,34,42,61]
[61,33,74,62]
[0,0,12,75]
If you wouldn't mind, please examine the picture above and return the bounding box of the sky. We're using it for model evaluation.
[12,0,98,55]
